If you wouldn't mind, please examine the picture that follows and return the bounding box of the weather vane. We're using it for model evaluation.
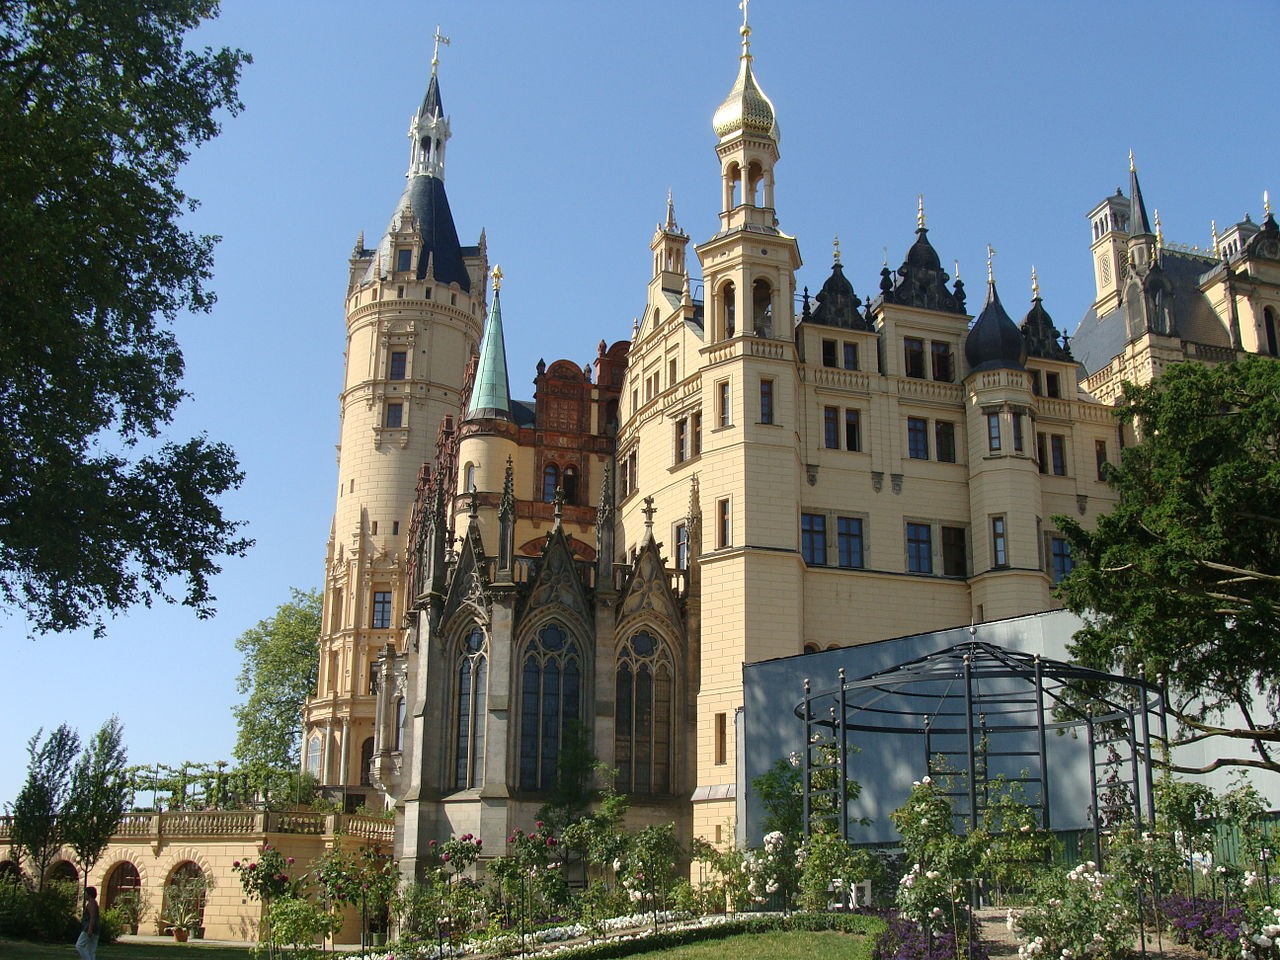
[431,25,451,72]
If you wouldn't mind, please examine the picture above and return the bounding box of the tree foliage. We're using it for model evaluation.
[232,588,322,771]
[1056,356,1280,773]
[0,0,252,635]
[7,724,80,889]
[63,716,129,884]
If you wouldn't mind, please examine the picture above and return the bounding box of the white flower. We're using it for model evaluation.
[921,775,932,784]
[1020,824,1032,833]
[788,752,800,767]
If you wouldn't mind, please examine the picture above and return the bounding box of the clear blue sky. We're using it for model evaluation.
[2,0,1277,805]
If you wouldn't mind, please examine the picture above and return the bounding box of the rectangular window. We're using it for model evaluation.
[942,526,967,577]
[843,342,859,371]
[396,248,412,272]
[1030,370,1043,396]
[631,388,638,413]
[675,522,689,570]
[986,412,1002,452]
[844,409,862,452]
[821,339,838,367]
[1050,536,1074,584]
[907,522,933,574]
[393,520,400,536]
[669,358,677,385]
[717,380,731,427]
[824,406,839,449]
[371,520,378,535]
[1037,432,1048,474]
[801,513,827,566]
[1046,371,1062,398]
[714,713,727,766]
[371,590,392,629]
[1051,435,1067,475]
[837,516,864,569]
[1012,413,1025,453]
[935,421,956,463]
[385,402,404,428]
[716,498,731,549]
[904,337,926,378]
[1095,439,1109,481]
[907,416,929,459]
[759,378,775,424]
[691,411,703,456]
[389,350,407,381]
[991,516,1008,567]
[675,418,688,463]
[930,341,954,382]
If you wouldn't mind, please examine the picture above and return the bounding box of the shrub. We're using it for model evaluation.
[1160,894,1243,958]
[1010,861,1133,960]
[871,916,990,960]
[0,878,80,942]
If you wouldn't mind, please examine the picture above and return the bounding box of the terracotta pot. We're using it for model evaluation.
[173,927,189,943]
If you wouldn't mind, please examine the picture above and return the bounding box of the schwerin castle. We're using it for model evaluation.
[9,13,1277,941]
[304,15,1280,877]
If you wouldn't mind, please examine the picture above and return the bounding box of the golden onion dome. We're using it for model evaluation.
[711,26,779,143]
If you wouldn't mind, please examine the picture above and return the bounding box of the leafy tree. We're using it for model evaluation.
[63,717,129,889]
[1056,356,1280,774]
[7,725,80,890]
[232,588,321,770]
[0,0,252,635]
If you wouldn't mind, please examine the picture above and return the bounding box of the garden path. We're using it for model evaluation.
[975,907,1204,959]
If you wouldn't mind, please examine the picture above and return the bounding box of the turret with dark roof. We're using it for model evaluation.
[1020,271,1072,361]
[965,259,1028,374]
[878,199,966,315]
[807,245,870,331]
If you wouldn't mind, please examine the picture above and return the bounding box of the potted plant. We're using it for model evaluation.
[162,873,208,942]
[111,890,145,935]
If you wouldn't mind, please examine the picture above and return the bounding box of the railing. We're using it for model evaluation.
[0,811,395,845]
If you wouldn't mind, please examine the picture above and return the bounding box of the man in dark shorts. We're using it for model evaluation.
[76,886,99,960]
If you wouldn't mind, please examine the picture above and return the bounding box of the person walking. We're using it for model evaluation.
[76,886,99,960]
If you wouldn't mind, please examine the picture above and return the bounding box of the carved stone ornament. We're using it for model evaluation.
[891,473,904,495]
[872,471,884,493]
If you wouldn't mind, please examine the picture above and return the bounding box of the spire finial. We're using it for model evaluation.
[737,0,752,60]
[1266,190,1273,218]
[664,188,678,231]
[491,264,503,291]
[917,194,926,230]
[954,259,961,281]
[833,234,841,265]
[431,25,451,73]
[882,246,888,268]
[1128,149,1136,173]
[642,495,656,531]
[1211,219,1220,257]
[986,244,996,285]
[1154,209,1163,249]
[1031,265,1040,300]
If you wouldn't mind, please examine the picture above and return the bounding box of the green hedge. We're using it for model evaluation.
[530,913,886,960]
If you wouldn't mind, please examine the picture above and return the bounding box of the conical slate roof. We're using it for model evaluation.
[965,281,1027,373]
[1021,294,1072,361]
[467,287,512,420]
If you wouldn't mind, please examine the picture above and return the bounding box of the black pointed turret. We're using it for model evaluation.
[1129,163,1152,236]
[422,71,444,119]
[880,226,965,315]
[808,261,870,330]
[1021,294,1072,361]
[965,282,1027,373]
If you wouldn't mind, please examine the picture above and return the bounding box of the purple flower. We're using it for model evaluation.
[442,853,451,862]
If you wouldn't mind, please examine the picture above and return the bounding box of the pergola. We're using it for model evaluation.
[795,632,1166,866]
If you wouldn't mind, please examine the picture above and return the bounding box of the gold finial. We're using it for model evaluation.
[1031,265,1040,300]
[1128,149,1135,173]
[738,0,752,58]
[833,234,841,264]
[917,194,926,230]
[986,244,996,284]
[491,264,503,291]
[1154,208,1163,249]
[1211,219,1220,257]
[431,25,451,73]
[1266,190,1273,218]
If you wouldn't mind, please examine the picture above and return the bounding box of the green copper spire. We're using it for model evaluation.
[467,265,513,420]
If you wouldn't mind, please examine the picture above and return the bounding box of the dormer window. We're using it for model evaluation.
[396,248,412,272]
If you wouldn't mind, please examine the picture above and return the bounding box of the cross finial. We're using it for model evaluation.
[833,234,841,264]
[1266,190,1273,218]
[1031,265,1040,300]
[641,495,656,529]
[917,194,926,230]
[738,0,752,58]
[491,264,503,291]
[1128,149,1136,173]
[431,26,451,73]
[986,244,996,284]
[953,259,961,281]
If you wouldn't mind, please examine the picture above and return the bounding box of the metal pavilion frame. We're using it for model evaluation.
[796,634,1167,868]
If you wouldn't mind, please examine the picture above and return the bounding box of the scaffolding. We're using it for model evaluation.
[795,633,1166,868]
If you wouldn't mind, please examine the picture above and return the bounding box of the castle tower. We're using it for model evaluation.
[303,41,487,806]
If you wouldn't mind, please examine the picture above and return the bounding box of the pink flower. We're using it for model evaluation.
[442,854,451,862]
[248,862,257,870]
[233,861,241,868]
[475,840,483,848]
[286,857,295,865]
[429,840,437,847]
[547,837,557,847]
[535,821,544,829]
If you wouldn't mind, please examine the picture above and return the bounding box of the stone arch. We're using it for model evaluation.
[611,623,681,795]
[45,859,77,885]
[103,858,143,910]
[514,617,591,792]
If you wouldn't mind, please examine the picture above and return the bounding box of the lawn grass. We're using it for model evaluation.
[0,939,257,959]
[0,929,878,960]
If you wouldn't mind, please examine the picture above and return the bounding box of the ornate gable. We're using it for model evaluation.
[519,524,591,629]
[442,516,490,629]
[617,533,683,637]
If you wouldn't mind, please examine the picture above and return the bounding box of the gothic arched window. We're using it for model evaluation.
[542,463,560,503]
[518,622,584,791]
[306,735,322,778]
[454,627,488,789]
[615,630,674,794]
